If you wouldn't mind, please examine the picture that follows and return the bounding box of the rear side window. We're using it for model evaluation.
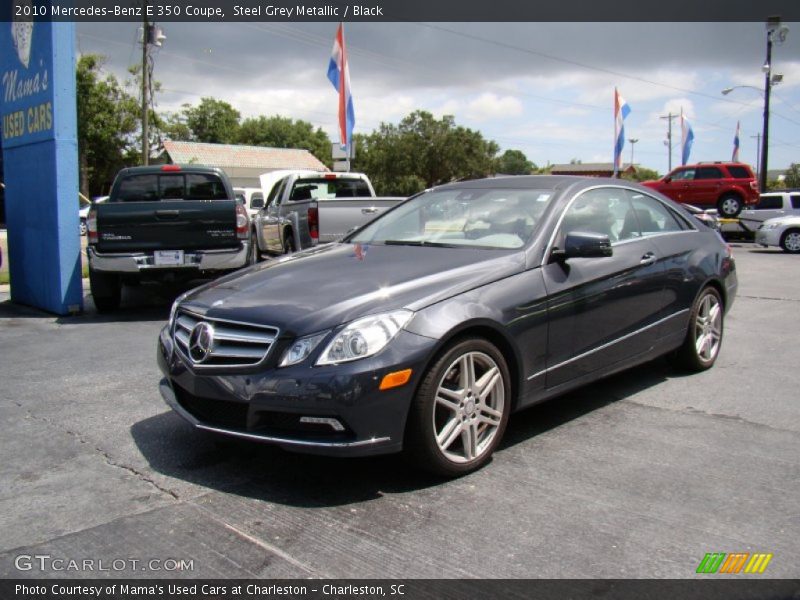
[115,173,228,201]
[726,166,752,179]
[756,196,783,210]
[695,167,723,180]
[290,178,372,200]
[627,191,688,235]
[791,195,800,209]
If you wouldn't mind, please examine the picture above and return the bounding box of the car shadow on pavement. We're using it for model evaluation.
[131,357,680,507]
[131,411,441,506]
[0,281,199,323]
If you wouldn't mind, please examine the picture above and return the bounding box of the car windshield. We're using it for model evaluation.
[349,187,555,249]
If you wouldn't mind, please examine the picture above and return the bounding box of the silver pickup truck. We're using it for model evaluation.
[250,171,404,256]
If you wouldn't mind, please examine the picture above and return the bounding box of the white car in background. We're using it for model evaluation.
[755,215,800,254]
[79,195,107,235]
[232,187,265,220]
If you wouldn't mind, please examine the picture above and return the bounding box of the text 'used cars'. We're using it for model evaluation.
[157,176,737,476]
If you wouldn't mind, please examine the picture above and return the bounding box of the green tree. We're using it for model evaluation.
[782,163,800,188]
[237,116,331,167]
[354,111,499,195]
[495,149,535,175]
[76,55,140,195]
[622,166,660,183]
[178,97,241,144]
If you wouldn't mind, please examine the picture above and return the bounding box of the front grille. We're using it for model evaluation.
[173,310,279,369]
[174,385,248,430]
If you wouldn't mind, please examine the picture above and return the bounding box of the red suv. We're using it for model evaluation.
[642,162,759,217]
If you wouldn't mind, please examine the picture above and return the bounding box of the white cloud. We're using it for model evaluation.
[465,93,523,121]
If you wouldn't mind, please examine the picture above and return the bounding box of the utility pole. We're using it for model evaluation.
[140,3,166,166]
[660,113,677,173]
[760,21,774,192]
[141,3,149,165]
[750,133,762,179]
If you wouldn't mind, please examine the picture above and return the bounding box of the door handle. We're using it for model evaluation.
[361,207,379,214]
[640,252,657,266]
[155,210,180,219]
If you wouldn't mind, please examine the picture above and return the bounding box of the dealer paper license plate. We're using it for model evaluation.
[154,250,184,266]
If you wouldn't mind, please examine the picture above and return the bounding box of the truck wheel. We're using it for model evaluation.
[717,194,743,218]
[247,232,260,265]
[89,270,121,312]
[283,232,296,254]
[780,229,800,254]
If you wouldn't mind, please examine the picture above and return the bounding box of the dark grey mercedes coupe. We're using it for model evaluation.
[157,176,737,476]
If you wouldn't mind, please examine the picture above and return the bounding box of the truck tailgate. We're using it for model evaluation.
[96,200,239,253]
[317,197,403,242]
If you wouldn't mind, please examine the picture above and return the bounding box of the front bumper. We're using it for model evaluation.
[157,325,438,457]
[754,227,781,248]
[88,242,249,274]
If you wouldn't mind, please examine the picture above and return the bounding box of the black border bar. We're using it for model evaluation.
[4,0,800,22]
[2,579,800,600]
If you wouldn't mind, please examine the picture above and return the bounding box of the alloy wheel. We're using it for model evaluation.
[694,293,722,363]
[432,351,505,464]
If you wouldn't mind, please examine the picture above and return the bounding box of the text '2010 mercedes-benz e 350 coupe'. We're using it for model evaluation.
[157,176,737,477]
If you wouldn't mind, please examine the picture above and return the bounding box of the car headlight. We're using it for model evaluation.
[316,310,413,365]
[766,222,783,229]
[279,332,328,367]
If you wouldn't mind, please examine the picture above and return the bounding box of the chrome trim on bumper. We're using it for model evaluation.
[158,378,391,450]
[88,243,249,273]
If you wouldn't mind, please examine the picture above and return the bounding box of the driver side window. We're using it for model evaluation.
[266,178,288,208]
[556,188,636,249]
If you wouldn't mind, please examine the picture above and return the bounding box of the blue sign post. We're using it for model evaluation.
[1,13,82,315]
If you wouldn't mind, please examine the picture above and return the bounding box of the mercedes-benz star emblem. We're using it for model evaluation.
[188,322,214,364]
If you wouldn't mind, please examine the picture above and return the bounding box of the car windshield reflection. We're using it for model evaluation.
[349,188,554,249]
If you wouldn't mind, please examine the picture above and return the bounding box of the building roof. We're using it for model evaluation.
[160,140,327,171]
[550,162,635,174]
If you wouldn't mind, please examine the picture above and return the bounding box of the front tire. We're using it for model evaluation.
[717,194,743,218]
[283,231,296,254]
[674,287,723,371]
[89,270,121,312]
[246,232,260,265]
[780,228,800,254]
[405,337,511,477]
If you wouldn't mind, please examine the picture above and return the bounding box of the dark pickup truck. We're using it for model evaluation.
[86,165,252,311]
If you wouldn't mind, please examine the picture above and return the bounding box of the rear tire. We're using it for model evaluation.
[674,287,723,372]
[717,194,743,218]
[405,337,511,477]
[89,270,121,312]
[779,229,800,254]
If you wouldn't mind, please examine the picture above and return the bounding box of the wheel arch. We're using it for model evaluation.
[413,320,524,413]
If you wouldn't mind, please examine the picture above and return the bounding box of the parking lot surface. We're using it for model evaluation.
[0,244,798,579]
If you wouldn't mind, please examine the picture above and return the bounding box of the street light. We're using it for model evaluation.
[760,17,788,192]
[719,17,787,192]
[628,138,638,166]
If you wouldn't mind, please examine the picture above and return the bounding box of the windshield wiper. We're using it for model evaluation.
[383,240,459,248]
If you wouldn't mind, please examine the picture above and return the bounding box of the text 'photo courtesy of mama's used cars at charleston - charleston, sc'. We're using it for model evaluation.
[158,176,737,477]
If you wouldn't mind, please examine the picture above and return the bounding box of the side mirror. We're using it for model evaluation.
[664,176,672,183]
[250,197,265,210]
[552,231,612,261]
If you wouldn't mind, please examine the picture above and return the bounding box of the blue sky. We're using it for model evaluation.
[77,21,800,175]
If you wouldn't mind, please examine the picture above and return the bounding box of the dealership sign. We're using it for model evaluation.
[2,18,55,147]
[0,10,83,315]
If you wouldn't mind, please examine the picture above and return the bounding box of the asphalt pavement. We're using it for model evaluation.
[0,244,798,579]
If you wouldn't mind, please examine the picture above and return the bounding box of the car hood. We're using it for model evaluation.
[181,242,525,336]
